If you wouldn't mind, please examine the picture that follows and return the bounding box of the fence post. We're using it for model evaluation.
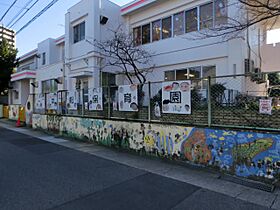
[81,89,85,116]
[148,82,151,122]
[207,76,212,127]
[45,93,47,115]
[107,86,111,119]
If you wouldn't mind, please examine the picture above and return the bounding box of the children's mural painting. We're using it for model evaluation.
[32,114,280,180]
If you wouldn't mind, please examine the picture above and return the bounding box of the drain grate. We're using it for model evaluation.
[219,174,276,192]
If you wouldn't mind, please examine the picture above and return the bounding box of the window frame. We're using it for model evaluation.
[73,21,85,44]
[199,2,214,30]
[152,19,162,42]
[133,26,142,46]
[173,11,185,37]
[141,23,151,44]
[164,65,216,89]
[161,16,172,39]
[185,7,199,33]
[42,52,46,65]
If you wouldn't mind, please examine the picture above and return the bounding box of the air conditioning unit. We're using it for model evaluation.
[244,59,254,74]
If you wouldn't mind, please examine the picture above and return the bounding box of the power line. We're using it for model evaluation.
[9,0,40,28]
[7,0,34,28]
[0,0,18,22]
[16,0,60,34]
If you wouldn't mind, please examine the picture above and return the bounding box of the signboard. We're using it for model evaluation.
[259,99,272,115]
[88,88,103,111]
[47,93,58,110]
[118,84,138,112]
[35,94,45,109]
[162,80,191,114]
[66,91,78,110]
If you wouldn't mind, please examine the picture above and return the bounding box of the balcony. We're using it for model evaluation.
[11,70,36,82]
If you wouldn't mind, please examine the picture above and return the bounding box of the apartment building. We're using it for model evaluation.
[0,25,15,47]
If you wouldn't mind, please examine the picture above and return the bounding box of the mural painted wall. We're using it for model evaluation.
[9,105,20,121]
[32,114,280,181]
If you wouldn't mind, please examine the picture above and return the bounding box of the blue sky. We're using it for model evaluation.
[0,0,133,56]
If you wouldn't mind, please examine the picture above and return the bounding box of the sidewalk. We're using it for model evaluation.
[0,119,279,209]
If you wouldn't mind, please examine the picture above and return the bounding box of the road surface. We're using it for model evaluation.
[0,126,268,210]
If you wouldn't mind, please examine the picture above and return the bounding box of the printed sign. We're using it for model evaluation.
[162,80,191,114]
[118,84,138,112]
[47,93,58,110]
[66,91,78,110]
[35,94,45,109]
[259,99,272,115]
[88,88,103,111]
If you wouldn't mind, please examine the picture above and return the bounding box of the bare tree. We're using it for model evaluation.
[95,26,154,86]
[196,0,280,39]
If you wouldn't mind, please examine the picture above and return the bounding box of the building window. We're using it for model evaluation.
[186,8,198,33]
[162,16,172,39]
[164,71,175,81]
[176,69,188,80]
[133,26,141,46]
[200,3,214,30]
[14,90,19,100]
[142,23,151,44]
[164,66,216,89]
[152,20,161,42]
[202,66,216,88]
[189,67,202,88]
[173,12,184,36]
[215,0,227,26]
[102,72,116,86]
[73,21,85,43]
[42,79,58,94]
[42,52,46,65]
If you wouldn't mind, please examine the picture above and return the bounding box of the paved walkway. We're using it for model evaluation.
[0,119,279,209]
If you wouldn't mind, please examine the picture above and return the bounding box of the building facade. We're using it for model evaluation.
[0,25,15,47]
[9,0,280,115]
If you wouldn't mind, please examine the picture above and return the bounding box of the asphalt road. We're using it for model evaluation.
[0,126,268,210]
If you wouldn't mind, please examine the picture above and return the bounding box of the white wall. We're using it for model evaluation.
[65,0,121,89]
[119,0,248,94]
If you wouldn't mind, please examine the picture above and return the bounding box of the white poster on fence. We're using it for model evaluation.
[66,91,78,110]
[162,80,191,114]
[35,94,45,109]
[118,84,138,112]
[88,88,103,111]
[259,99,272,115]
[47,93,58,110]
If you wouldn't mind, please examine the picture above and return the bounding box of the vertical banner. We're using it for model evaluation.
[259,99,272,115]
[162,80,191,114]
[47,92,58,110]
[118,84,138,112]
[35,94,45,109]
[88,88,103,111]
[66,91,78,110]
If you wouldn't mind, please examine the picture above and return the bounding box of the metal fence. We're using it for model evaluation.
[32,72,280,131]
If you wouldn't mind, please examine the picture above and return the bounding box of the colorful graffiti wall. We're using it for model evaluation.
[32,114,280,180]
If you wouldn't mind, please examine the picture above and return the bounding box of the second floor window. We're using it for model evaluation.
[173,12,184,36]
[200,3,214,29]
[42,52,46,65]
[73,21,85,43]
[162,16,172,39]
[142,24,151,44]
